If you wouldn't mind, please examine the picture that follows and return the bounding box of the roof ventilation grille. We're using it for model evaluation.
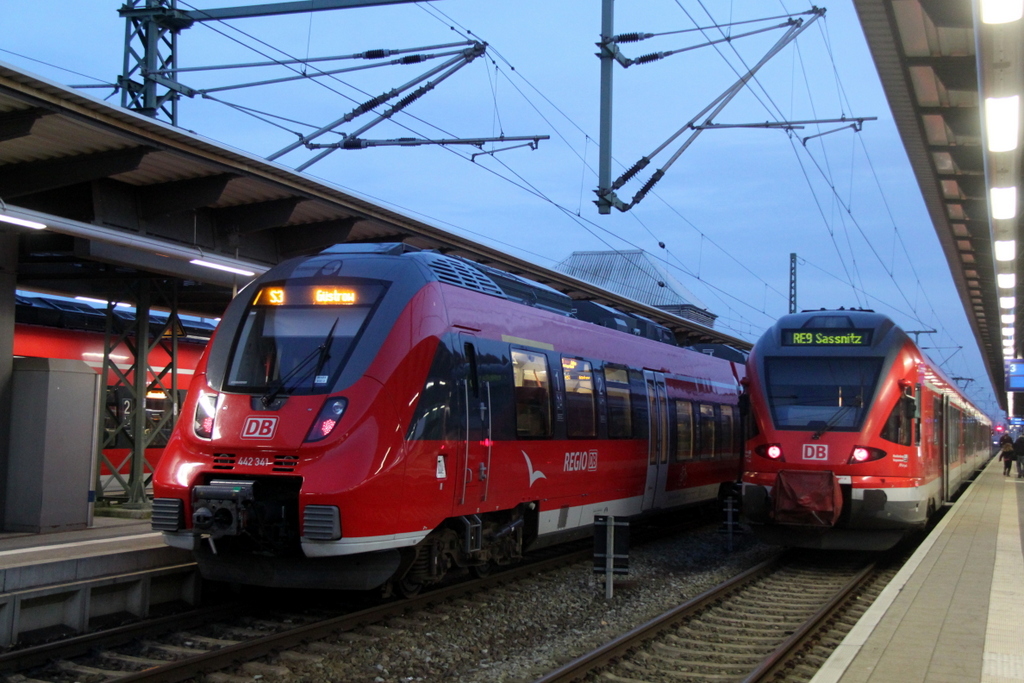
[428,258,506,298]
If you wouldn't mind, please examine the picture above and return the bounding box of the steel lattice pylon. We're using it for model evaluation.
[119,0,186,123]
[96,279,181,506]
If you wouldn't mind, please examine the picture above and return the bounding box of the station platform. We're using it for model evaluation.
[0,514,188,579]
[0,514,196,646]
[0,515,159,558]
[811,456,1024,683]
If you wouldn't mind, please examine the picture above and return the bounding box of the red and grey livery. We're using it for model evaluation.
[741,309,990,550]
[152,243,746,592]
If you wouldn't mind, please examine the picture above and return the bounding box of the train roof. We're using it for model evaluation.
[15,292,215,341]
[312,243,742,355]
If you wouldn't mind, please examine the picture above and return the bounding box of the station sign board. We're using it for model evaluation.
[1006,359,1024,392]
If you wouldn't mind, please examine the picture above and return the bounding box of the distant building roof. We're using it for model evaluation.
[554,250,716,327]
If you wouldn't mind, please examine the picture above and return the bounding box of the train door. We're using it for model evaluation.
[642,371,670,510]
[457,336,493,510]
[940,394,952,502]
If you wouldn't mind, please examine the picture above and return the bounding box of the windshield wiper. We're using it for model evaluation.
[811,396,863,440]
[310,317,340,391]
[260,318,340,407]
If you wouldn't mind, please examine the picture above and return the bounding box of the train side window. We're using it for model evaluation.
[675,400,694,460]
[720,405,735,457]
[950,405,958,458]
[512,349,552,438]
[563,358,596,438]
[630,369,649,440]
[604,366,632,438]
[884,394,916,447]
[698,403,715,459]
[914,384,922,446]
[407,337,455,441]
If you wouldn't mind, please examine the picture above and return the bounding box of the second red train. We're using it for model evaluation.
[741,309,990,550]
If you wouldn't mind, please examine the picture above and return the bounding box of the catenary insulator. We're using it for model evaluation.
[395,89,427,110]
[612,158,649,191]
[354,93,390,116]
[635,52,664,65]
[630,169,665,207]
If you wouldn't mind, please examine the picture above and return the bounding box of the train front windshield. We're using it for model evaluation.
[224,282,384,395]
[763,357,882,431]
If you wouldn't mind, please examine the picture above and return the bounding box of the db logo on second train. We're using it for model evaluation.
[564,450,598,472]
[241,416,279,439]
[802,444,828,460]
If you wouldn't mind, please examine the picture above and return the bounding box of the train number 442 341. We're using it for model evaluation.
[238,456,273,467]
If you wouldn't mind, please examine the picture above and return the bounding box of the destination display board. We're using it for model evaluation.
[1005,359,1024,391]
[781,328,874,347]
[251,284,384,307]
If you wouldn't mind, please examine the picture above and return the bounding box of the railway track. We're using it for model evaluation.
[0,508,750,682]
[0,507,721,682]
[534,547,901,683]
[0,534,904,683]
[0,546,593,682]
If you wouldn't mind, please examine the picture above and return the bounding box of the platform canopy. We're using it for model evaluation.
[853,0,1023,404]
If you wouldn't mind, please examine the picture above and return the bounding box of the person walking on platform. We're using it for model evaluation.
[1000,435,1015,476]
[1014,434,1024,478]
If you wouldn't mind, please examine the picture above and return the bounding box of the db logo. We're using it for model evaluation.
[241,416,279,439]
[802,444,829,460]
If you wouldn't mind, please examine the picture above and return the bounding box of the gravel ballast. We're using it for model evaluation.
[254,525,774,683]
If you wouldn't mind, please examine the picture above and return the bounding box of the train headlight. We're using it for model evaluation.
[306,397,348,442]
[193,391,219,439]
[755,443,784,460]
[849,446,886,463]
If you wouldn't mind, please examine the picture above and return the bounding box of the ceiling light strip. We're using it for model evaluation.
[0,204,268,282]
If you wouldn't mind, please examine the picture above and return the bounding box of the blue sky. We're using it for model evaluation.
[0,0,1002,418]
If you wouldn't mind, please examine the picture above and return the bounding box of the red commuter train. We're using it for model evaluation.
[151,243,746,592]
[741,309,991,550]
[13,297,208,488]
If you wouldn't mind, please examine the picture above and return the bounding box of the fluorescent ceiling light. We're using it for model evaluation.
[986,96,1020,152]
[72,296,132,309]
[1004,313,1017,323]
[1005,326,1016,336]
[190,259,256,277]
[996,239,1017,261]
[992,186,1018,219]
[0,214,46,230]
[999,273,1016,289]
[982,0,1024,23]
[1002,296,1017,309]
